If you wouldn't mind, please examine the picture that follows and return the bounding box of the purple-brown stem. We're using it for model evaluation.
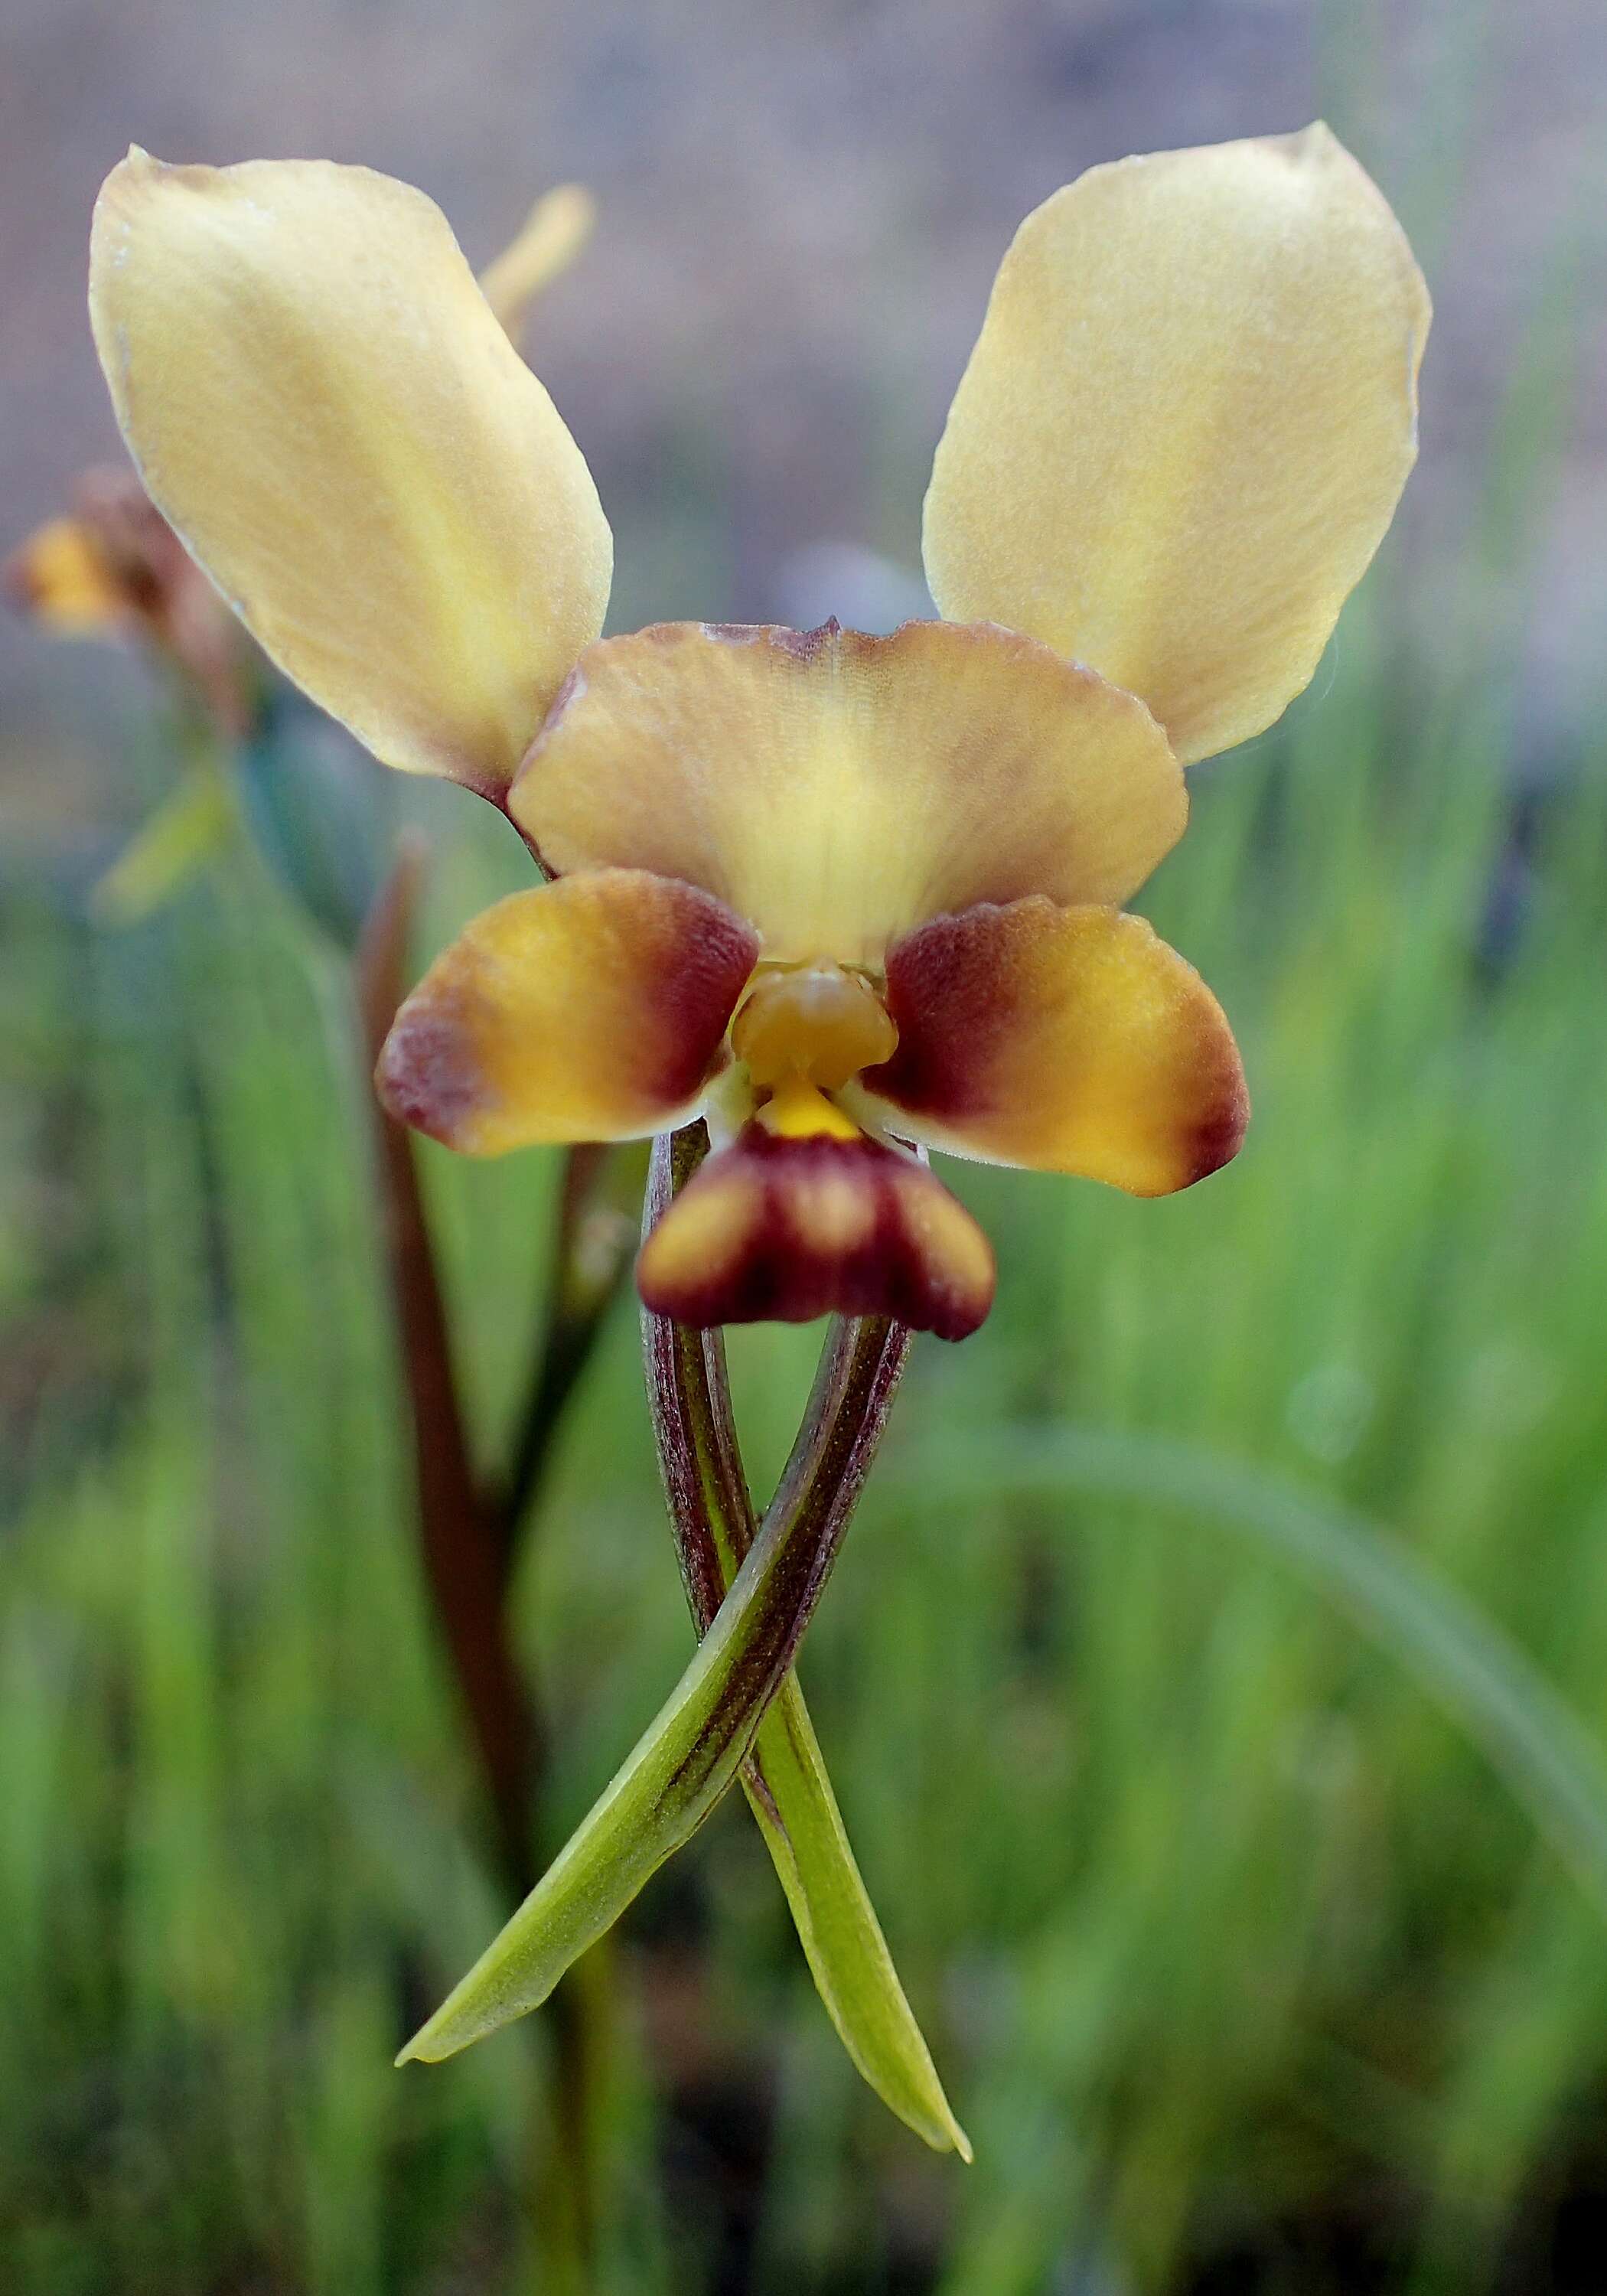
[644,1122,911,1691]
[356,846,617,2275]
[494,1140,634,1580]
[355,846,540,1903]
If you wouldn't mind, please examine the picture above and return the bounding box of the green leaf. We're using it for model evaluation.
[90,764,233,927]
[399,1314,906,2066]
[896,1426,1607,1919]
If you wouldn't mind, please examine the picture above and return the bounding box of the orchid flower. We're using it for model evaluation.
[83,131,1429,2132]
[87,129,1427,1342]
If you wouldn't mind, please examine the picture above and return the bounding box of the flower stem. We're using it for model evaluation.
[354,846,611,2281]
[494,1140,637,1577]
[397,1152,908,2063]
[354,845,539,1900]
[643,1129,968,2156]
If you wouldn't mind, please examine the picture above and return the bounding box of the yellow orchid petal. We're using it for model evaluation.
[377,869,758,1155]
[855,898,1247,1196]
[924,124,1429,765]
[90,148,611,796]
[478,184,597,344]
[5,517,125,634]
[637,1110,996,1339]
[510,618,1185,966]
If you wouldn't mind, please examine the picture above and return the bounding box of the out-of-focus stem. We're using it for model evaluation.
[478,184,597,345]
[494,1141,635,1579]
[354,844,539,1902]
[355,846,608,2283]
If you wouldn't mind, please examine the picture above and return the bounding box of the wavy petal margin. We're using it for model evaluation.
[510,618,1184,964]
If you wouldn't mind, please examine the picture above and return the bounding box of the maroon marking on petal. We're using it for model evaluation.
[1182,1068,1251,1186]
[376,980,492,1146]
[638,893,761,1107]
[696,618,845,660]
[864,899,1040,1123]
[636,1124,996,1342]
[376,873,756,1154]
[871,895,1252,1195]
[768,616,844,657]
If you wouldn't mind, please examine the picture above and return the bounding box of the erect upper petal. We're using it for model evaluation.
[923,124,1429,766]
[89,148,612,796]
[509,618,1185,967]
[377,869,758,1155]
[854,897,1247,1196]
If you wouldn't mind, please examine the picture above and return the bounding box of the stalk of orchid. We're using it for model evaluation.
[650,1130,966,2153]
[639,1128,971,2154]
[77,119,1429,2175]
[396,1147,921,2066]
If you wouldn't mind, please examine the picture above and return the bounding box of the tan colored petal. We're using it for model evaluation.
[855,897,1247,1195]
[90,148,611,795]
[510,618,1185,967]
[377,869,758,1155]
[924,124,1429,765]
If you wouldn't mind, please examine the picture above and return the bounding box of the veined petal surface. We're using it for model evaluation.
[90,149,612,794]
[856,897,1247,1196]
[509,617,1185,965]
[924,125,1429,765]
[377,869,757,1154]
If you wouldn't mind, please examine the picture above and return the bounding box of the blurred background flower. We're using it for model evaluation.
[4,4,1607,2294]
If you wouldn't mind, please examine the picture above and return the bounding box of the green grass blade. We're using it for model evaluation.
[901,1427,1607,1917]
[89,762,233,927]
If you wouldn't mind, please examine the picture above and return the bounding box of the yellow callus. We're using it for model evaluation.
[755,1078,862,1143]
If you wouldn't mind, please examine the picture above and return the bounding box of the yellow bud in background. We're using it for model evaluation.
[478,183,598,345]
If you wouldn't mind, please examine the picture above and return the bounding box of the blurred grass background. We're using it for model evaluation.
[6,1,1607,2290]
